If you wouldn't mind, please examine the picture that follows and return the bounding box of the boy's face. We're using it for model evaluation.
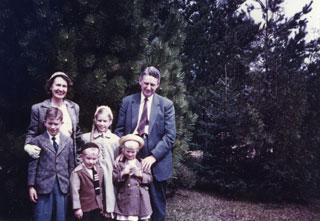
[123,141,139,160]
[81,148,99,169]
[95,112,111,133]
[43,117,63,136]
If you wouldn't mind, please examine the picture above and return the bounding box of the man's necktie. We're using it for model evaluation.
[137,97,148,136]
[92,167,100,195]
[52,137,58,152]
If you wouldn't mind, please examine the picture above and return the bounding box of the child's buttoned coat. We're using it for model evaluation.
[113,159,153,217]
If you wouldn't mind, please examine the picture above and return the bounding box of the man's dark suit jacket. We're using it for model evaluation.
[115,93,176,181]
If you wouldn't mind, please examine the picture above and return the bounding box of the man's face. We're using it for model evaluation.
[43,117,63,136]
[139,74,159,98]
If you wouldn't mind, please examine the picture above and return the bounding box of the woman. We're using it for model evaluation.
[24,72,80,163]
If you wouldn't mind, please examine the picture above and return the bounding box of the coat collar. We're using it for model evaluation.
[40,99,76,108]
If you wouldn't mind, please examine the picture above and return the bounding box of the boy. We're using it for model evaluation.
[113,134,153,221]
[28,107,74,221]
[70,142,104,220]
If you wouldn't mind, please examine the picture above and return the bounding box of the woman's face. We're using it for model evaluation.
[50,77,68,100]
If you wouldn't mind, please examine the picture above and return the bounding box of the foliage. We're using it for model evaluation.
[0,1,197,218]
[180,0,320,201]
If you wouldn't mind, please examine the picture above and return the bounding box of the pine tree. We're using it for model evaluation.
[246,0,316,200]
[141,4,198,188]
[178,0,261,191]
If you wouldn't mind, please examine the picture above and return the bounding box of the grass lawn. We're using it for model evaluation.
[166,189,320,221]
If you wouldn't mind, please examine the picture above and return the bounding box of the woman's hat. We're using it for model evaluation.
[119,134,144,149]
[48,72,73,84]
[81,142,99,153]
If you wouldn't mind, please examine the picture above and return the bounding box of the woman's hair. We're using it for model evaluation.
[90,105,113,142]
[44,72,73,95]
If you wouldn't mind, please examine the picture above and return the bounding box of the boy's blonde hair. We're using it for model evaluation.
[90,105,113,142]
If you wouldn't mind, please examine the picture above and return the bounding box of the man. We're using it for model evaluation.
[115,66,176,221]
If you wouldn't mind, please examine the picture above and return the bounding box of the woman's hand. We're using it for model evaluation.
[24,144,41,159]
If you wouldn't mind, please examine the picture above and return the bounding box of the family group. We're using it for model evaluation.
[24,66,176,221]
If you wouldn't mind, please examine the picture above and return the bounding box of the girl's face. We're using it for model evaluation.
[95,112,111,133]
[123,141,139,160]
[50,77,68,100]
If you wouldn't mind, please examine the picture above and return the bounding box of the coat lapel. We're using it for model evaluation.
[65,99,77,133]
[40,133,56,154]
[57,134,67,155]
[148,94,160,134]
[131,94,141,131]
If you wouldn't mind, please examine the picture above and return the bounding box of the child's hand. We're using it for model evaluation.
[29,186,38,203]
[74,208,83,220]
[121,165,131,177]
[132,167,143,178]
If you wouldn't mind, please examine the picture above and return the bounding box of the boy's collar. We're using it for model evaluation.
[82,162,96,171]
[47,131,60,140]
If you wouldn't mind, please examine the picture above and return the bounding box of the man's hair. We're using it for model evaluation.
[45,107,63,121]
[140,66,161,82]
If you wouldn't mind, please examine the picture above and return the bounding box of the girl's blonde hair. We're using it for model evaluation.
[90,105,113,142]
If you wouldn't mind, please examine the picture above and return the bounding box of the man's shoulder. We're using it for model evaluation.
[154,93,173,105]
[122,93,140,101]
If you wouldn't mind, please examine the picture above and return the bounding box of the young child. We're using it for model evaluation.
[27,107,74,221]
[113,134,153,221]
[81,105,120,219]
[70,142,104,220]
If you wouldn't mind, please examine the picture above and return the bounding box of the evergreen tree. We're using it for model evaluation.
[142,4,197,188]
[178,0,261,192]
[246,0,316,200]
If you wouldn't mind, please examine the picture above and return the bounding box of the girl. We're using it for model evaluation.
[81,105,120,219]
[113,134,153,221]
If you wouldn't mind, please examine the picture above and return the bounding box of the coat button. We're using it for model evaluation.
[128,184,131,187]
[136,184,139,186]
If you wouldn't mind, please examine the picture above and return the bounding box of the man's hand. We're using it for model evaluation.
[142,155,156,171]
[29,186,38,203]
[74,208,83,220]
[24,144,41,159]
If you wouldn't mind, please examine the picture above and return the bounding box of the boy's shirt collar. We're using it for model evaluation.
[47,131,60,144]
[81,162,96,179]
